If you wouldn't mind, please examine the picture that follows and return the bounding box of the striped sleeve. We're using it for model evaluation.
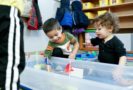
[44,42,54,59]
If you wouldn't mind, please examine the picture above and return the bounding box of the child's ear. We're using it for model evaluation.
[108,26,113,32]
[59,26,62,33]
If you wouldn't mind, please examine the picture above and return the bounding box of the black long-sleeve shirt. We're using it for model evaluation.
[91,36,126,64]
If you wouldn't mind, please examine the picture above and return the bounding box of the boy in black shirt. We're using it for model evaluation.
[86,12,133,86]
[86,12,126,65]
[86,12,133,85]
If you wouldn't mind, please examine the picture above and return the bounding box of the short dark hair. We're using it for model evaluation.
[43,18,61,34]
[93,12,119,33]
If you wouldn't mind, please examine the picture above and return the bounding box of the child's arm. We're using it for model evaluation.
[118,56,127,66]
[66,32,79,59]
[44,43,54,59]
[112,56,133,86]
[44,43,54,72]
[114,37,127,65]
[85,37,102,47]
[118,56,133,86]
[69,38,79,59]
[112,39,130,85]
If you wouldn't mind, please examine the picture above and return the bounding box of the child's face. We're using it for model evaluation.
[46,29,62,43]
[94,24,113,39]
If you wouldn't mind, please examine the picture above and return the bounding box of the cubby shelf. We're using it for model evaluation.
[83,2,133,12]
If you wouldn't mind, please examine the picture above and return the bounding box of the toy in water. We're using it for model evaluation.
[44,57,51,65]
[34,64,42,70]
[34,64,41,69]
[55,65,63,71]
[44,57,52,72]
[64,63,74,74]
[46,65,52,72]
[34,64,46,70]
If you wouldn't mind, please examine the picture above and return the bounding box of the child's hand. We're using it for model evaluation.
[68,53,76,59]
[112,66,123,82]
[84,42,93,48]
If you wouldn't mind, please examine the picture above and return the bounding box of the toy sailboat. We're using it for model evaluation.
[64,63,74,74]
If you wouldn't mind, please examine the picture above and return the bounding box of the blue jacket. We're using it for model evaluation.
[56,0,73,28]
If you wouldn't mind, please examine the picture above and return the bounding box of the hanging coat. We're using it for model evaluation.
[55,0,73,29]
[27,0,42,30]
[72,1,90,28]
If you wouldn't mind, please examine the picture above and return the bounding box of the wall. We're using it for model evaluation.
[24,0,60,52]
[115,33,132,51]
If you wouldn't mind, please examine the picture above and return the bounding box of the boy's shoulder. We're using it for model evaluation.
[64,31,72,35]
[112,36,121,41]
[64,32,74,38]
[112,35,123,45]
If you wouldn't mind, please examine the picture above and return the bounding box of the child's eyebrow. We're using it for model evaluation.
[94,22,101,28]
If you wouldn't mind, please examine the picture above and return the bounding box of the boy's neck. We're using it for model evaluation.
[104,34,114,43]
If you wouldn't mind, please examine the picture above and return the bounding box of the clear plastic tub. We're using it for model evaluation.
[20,55,133,90]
